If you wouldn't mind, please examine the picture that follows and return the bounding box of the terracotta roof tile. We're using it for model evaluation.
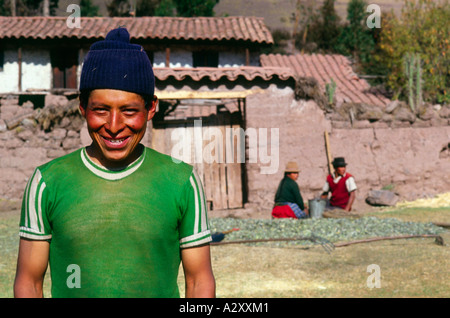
[260,53,390,107]
[153,66,295,82]
[0,16,273,44]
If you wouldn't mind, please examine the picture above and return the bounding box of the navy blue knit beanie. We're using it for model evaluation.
[79,27,154,97]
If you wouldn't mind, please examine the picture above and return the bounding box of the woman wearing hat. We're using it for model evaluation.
[321,157,357,211]
[272,161,308,218]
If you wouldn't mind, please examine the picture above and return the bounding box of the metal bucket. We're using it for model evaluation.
[308,199,326,218]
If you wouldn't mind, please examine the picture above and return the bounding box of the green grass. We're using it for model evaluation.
[366,206,450,224]
[0,212,20,298]
[0,212,51,298]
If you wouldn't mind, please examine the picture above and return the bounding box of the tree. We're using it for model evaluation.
[43,0,49,16]
[292,0,319,53]
[80,0,99,17]
[135,0,160,16]
[106,0,130,17]
[173,0,219,17]
[335,0,377,73]
[145,0,218,17]
[261,28,291,55]
[376,0,449,104]
[0,0,12,15]
[154,0,176,16]
[3,0,59,16]
[292,0,341,53]
[314,0,342,52]
[118,0,218,17]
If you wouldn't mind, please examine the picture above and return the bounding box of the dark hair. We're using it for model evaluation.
[79,90,153,110]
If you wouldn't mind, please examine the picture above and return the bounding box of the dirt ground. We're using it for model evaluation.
[177,230,450,298]
[3,196,448,298]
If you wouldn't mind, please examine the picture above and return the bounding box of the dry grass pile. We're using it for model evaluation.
[395,193,450,209]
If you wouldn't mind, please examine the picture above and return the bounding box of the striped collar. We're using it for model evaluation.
[80,147,146,181]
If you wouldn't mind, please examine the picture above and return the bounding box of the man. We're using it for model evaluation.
[272,161,308,218]
[321,157,357,211]
[14,27,215,298]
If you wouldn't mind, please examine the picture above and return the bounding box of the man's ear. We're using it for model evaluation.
[79,104,86,118]
[147,96,158,121]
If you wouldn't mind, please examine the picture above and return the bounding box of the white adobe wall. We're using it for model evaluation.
[21,50,52,91]
[77,48,88,88]
[153,49,193,68]
[0,49,51,93]
[0,50,19,93]
[219,50,260,67]
[0,47,257,93]
[219,51,245,67]
[152,48,258,68]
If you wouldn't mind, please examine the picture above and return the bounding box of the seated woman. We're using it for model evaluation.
[272,161,308,219]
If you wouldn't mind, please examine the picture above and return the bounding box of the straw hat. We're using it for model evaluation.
[285,161,299,173]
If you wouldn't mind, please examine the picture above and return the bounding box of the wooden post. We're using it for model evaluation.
[43,0,50,16]
[17,46,22,92]
[324,131,333,176]
[165,47,170,67]
[10,0,16,16]
[245,48,250,66]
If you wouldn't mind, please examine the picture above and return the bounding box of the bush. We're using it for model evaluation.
[376,0,450,104]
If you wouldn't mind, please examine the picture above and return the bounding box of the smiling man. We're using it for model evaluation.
[14,28,215,298]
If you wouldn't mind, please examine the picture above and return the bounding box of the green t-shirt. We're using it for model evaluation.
[19,147,211,298]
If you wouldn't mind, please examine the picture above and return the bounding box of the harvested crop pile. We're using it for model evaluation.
[209,217,445,247]
[395,193,450,208]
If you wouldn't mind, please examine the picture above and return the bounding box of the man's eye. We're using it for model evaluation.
[93,108,108,113]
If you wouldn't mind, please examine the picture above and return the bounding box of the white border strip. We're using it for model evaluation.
[80,148,145,181]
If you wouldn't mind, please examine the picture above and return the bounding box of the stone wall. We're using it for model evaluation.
[0,94,86,203]
[1,90,449,214]
[245,85,450,213]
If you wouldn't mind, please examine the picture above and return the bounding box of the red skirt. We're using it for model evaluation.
[271,205,297,218]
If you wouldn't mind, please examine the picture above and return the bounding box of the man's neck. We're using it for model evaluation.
[85,144,144,171]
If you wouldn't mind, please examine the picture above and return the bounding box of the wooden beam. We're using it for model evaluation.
[17,46,22,92]
[324,131,334,176]
[245,48,250,66]
[155,89,264,100]
[165,47,170,67]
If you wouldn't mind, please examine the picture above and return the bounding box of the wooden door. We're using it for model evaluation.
[152,103,244,211]
[51,49,78,89]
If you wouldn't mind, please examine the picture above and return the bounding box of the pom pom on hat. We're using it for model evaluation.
[79,27,154,97]
[105,27,130,42]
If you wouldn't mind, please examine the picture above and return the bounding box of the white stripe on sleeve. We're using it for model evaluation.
[21,169,50,239]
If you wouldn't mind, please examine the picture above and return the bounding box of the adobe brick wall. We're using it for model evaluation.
[0,91,449,215]
[245,85,450,214]
[0,94,156,208]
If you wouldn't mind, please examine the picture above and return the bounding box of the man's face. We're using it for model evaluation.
[335,166,346,176]
[80,89,156,168]
[287,172,299,181]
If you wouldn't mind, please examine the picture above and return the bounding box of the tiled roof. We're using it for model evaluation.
[260,53,390,107]
[154,66,295,82]
[0,16,273,44]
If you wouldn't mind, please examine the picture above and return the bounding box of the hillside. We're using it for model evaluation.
[214,0,406,31]
[56,0,406,30]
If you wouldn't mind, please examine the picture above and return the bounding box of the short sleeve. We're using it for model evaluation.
[19,168,52,240]
[346,176,357,192]
[178,170,211,248]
